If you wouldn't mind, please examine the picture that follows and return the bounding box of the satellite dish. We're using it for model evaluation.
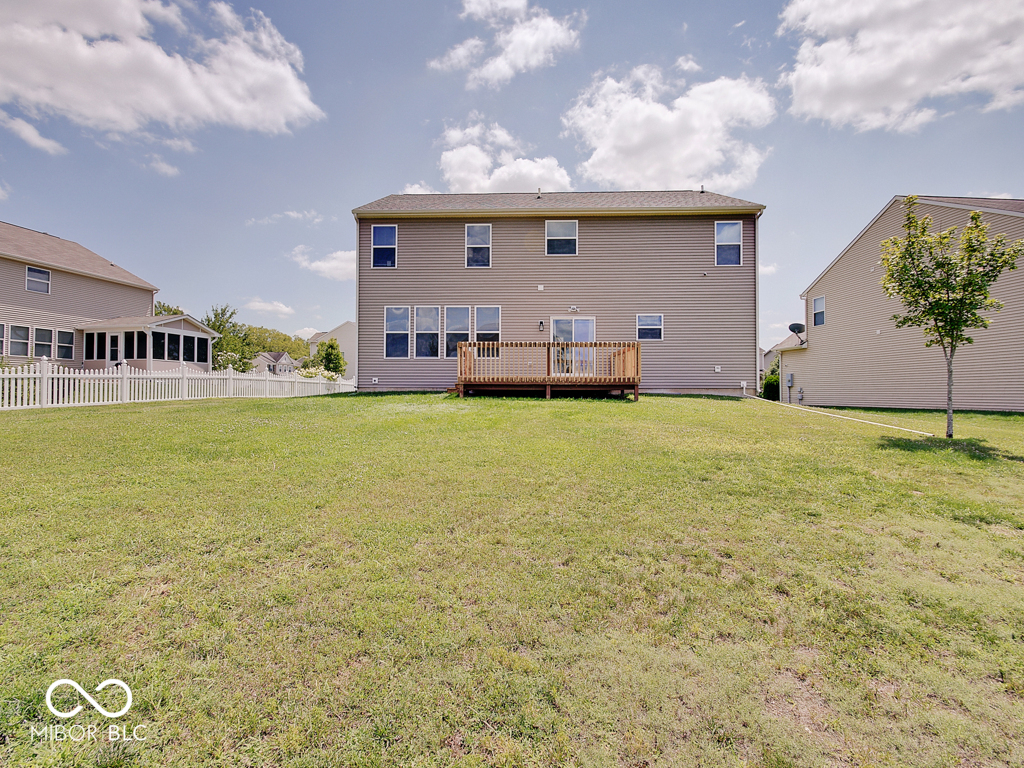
[788,323,806,334]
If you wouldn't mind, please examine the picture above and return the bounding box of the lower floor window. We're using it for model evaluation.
[445,306,470,358]
[197,337,209,364]
[56,331,74,360]
[636,314,663,340]
[34,328,53,358]
[10,325,29,356]
[124,331,135,359]
[415,306,440,358]
[152,331,166,359]
[108,333,119,362]
[385,306,410,358]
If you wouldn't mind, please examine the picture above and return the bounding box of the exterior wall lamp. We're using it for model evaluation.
[538,320,545,332]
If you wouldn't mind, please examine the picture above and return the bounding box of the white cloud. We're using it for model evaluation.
[779,0,1024,132]
[247,209,324,226]
[428,116,573,193]
[432,1,582,90]
[0,0,323,154]
[289,245,356,281]
[0,181,9,201]
[147,154,179,176]
[562,64,776,192]
[674,55,702,73]
[759,262,779,275]
[401,182,440,194]
[294,327,318,340]
[244,297,295,317]
[0,109,66,154]
[428,38,486,72]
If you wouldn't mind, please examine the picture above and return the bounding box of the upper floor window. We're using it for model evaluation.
[27,266,51,294]
[636,314,664,341]
[372,225,397,268]
[466,224,491,267]
[813,296,825,326]
[546,220,577,255]
[715,222,742,266]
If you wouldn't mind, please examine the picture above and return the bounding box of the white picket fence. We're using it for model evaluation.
[0,359,353,410]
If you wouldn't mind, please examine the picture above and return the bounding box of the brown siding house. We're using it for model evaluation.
[353,190,764,394]
[779,196,1024,411]
[0,220,217,371]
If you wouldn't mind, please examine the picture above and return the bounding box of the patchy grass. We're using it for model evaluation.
[1,393,1023,767]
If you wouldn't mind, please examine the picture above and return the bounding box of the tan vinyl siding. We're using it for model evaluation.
[781,199,1024,411]
[358,215,758,392]
[1,255,155,366]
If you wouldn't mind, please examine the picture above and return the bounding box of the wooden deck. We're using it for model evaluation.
[456,341,641,400]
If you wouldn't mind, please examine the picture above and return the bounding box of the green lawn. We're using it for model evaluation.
[1,394,1023,767]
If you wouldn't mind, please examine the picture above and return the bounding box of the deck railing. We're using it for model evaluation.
[0,359,352,411]
[457,341,641,385]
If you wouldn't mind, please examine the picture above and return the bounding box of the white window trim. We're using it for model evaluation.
[715,221,743,267]
[371,224,398,269]
[413,305,441,359]
[384,305,411,359]
[474,305,501,341]
[55,329,74,361]
[33,327,54,358]
[26,266,51,294]
[636,313,664,341]
[545,220,578,256]
[444,305,471,359]
[10,324,31,357]
[465,224,492,268]
[812,296,825,327]
[0,323,4,356]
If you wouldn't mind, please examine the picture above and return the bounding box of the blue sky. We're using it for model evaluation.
[1,0,1022,346]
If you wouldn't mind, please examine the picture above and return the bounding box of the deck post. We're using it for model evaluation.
[633,384,639,402]
[545,384,551,399]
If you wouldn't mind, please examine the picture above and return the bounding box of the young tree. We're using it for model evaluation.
[880,196,1023,438]
[202,304,255,371]
[315,337,346,376]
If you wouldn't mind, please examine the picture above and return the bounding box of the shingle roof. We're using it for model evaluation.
[920,196,1024,215]
[78,314,220,337]
[0,220,157,290]
[353,190,764,216]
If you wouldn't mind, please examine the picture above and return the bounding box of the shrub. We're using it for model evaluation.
[760,374,779,401]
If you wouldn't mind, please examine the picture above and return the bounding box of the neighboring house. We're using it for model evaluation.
[0,219,218,371]
[308,320,356,380]
[251,350,298,375]
[778,196,1024,411]
[352,190,765,394]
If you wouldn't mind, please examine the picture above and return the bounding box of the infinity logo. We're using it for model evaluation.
[46,679,132,719]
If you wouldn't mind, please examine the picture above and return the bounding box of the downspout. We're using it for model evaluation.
[352,210,360,391]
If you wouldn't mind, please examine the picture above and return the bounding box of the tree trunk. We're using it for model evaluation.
[946,353,954,439]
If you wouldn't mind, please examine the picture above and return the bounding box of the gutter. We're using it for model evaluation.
[350,206,766,219]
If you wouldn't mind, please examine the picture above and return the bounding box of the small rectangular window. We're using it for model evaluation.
[384,306,409,358]
[715,221,742,266]
[85,332,95,360]
[475,306,500,357]
[415,306,440,358]
[152,331,166,360]
[136,331,147,359]
[197,337,208,364]
[636,314,664,341]
[26,266,51,294]
[466,224,491,267]
[167,333,180,361]
[183,335,196,362]
[10,325,29,356]
[546,220,577,255]
[372,225,398,268]
[0,324,4,356]
[108,334,119,362]
[34,328,53,358]
[445,306,470,358]
[124,331,135,359]
[813,296,825,326]
[57,330,74,360]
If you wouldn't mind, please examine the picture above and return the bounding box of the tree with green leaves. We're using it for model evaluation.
[202,304,255,371]
[881,196,1023,438]
[155,300,184,316]
[316,337,346,376]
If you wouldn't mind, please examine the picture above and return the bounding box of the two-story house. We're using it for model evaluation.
[352,190,764,395]
[1,220,218,371]
[777,196,1024,411]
